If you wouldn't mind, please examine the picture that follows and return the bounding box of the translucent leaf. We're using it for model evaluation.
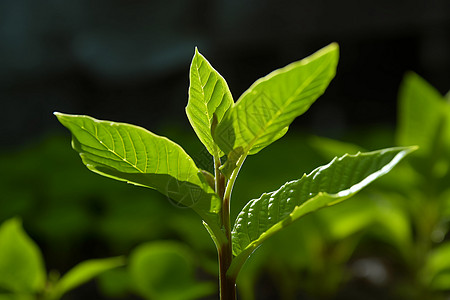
[50,256,125,299]
[397,72,446,156]
[54,113,223,240]
[186,48,233,156]
[230,147,415,275]
[214,43,339,156]
[129,241,215,300]
[0,218,46,293]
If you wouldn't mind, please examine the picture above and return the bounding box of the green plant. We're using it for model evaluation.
[55,43,415,299]
[0,218,124,299]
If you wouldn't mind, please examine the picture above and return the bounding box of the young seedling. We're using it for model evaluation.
[55,43,415,299]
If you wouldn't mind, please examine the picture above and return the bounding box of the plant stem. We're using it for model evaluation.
[217,154,247,300]
[219,188,236,300]
[214,155,236,299]
[219,238,236,300]
[214,156,225,200]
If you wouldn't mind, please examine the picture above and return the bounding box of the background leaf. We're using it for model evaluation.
[230,147,415,275]
[214,43,339,156]
[50,256,125,299]
[397,72,445,156]
[129,241,215,300]
[186,48,233,156]
[0,218,46,293]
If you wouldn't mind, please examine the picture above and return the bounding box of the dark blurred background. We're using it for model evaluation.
[0,0,449,299]
[1,0,449,148]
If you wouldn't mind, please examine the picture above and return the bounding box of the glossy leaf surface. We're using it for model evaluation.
[0,218,46,293]
[55,113,223,241]
[231,147,415,266]
[55,113,219,211]
[215,43,339,156]
[186,48,233,156]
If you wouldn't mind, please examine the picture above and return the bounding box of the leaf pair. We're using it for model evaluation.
[187,44,339,175]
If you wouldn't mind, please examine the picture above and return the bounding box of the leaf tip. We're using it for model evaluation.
[53,112,71,123]
[53,111,63,120]
[194,46,202,58]
[329,42,339,50]
[409,145,420,152]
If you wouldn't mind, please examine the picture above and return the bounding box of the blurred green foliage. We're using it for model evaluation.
[0,218,46,294]
[0,218,124,299]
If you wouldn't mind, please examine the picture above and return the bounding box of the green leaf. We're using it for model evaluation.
[0,218,46,293]
[54,113,224,242]
[186,48,233,157]
[129,241,215,300]
[214,43,339,157]
[50,256,125,299]
[229,147,416,277]
[397,72,446,156]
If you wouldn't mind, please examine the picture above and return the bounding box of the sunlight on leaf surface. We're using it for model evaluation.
[186,48,233,157]
[215,43,339,156]
[54,113,223,241]
[231,147,416,270]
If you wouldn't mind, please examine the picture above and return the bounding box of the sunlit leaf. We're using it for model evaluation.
[186,48,233,157]
[50,256,125,299]
[0,218,46,293]
[55,113,224,242]
[229,147,416,276]
[129,241,215,300]
[215,43,339,156]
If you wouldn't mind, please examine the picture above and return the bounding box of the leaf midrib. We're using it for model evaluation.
[71,120,145,174]
[195,58,213,127]
[193,56,220,156]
